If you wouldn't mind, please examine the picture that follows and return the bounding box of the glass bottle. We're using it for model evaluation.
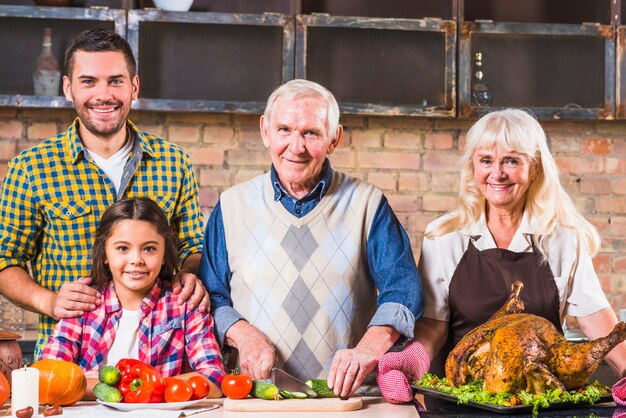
[471,52,492,107]
[33,27,61,96]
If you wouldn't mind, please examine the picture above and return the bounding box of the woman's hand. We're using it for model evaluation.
[377,317,448,403]
[377,340,430,403]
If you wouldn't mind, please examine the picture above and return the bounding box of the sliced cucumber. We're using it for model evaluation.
[305,379,337,398]
[278,389,308,399]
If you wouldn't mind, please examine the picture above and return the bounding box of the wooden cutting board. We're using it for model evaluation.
[224,396,363,412]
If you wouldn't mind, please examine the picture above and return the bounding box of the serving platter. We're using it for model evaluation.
[412,385,613,414]
[97,398,204,411]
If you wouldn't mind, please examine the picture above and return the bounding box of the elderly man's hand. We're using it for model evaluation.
[227,321,276,380]
[328,346,378,398]
[171,271,210,312]
[51,277,101,320]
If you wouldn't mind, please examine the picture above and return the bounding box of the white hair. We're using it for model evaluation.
[429,108,600,258]
[263,79,341,140]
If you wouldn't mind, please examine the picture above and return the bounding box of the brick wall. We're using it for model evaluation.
[2,108,626,320]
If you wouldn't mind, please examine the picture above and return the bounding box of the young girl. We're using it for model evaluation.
[42,197,225,396]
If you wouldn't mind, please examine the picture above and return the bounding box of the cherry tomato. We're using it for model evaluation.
[163,377,193,403]
[222,369,252,399]
[188,375,210,400]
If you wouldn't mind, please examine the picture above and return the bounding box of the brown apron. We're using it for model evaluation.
[431,237,562,376]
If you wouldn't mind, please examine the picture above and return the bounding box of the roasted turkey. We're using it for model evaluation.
[445,281,626,394]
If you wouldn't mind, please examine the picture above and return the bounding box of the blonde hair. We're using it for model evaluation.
[263,79,341,141]
[428,108,600,258]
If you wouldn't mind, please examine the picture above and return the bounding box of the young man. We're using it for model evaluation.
[0,28,207,357]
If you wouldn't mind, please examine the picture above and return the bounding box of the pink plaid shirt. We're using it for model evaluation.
[41,279,226,385]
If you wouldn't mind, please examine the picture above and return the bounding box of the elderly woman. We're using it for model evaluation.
[377,108,626,403]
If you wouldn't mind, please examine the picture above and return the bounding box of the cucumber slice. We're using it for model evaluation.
[278,389,308,399]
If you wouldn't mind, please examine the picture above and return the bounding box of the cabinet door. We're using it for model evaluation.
[0,5,126,108]
[459,21,615,120]
[296,14,456,117]
[617,26,626,118]
[127,10,294,113]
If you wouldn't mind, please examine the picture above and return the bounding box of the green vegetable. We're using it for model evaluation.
[278,389,308,399]
[305,379,337,398]
[251,380,280,400]
[414,373,610,416]
[98,365,121,386]
[93,382,123,403]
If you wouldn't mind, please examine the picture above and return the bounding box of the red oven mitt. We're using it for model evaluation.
[377,340,430,404]
[613,376,626,406]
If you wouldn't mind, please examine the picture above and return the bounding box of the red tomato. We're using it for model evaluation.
[222,370,252,399]
[163,377,193,403]
[188,375,210,400]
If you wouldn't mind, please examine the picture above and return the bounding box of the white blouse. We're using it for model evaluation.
[419,211,610,323]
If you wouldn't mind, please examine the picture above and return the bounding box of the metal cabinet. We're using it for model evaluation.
[296,0,457,117]
[0,5,125,108]
[127,10,294,113]
[296,14,456,117]
[1,0,624,120]
[458,21,615,120]
[459,0,616,120]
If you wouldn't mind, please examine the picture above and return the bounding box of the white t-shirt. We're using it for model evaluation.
[419,211,610,323]
[103,309,141,366]
[84,137,133,194]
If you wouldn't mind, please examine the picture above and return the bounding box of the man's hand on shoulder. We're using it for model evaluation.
[172,253,209,312]
[171,271,210,312]
[51,277,100,320]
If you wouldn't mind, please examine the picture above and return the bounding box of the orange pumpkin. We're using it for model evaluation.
[0,371,9,405]
[32,359,86,406]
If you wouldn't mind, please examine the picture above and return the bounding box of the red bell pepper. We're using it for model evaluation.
[116,358,165,403]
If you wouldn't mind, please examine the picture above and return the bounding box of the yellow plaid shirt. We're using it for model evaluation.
[0,119,204,357]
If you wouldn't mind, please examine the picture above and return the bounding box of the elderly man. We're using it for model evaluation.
[199,79,423,396]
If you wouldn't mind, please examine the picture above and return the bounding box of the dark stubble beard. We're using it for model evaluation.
[76,99,129,138]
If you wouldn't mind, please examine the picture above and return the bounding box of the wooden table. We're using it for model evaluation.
[0,397,420,417]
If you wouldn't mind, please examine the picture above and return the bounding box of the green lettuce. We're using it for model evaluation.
[414,373,610,416]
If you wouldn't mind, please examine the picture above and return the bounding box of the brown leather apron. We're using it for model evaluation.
[431,237,562,376]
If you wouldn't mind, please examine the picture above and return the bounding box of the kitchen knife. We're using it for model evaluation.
[270,367,318,398]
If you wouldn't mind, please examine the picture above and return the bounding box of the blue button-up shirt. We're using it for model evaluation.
[200,159,423,346]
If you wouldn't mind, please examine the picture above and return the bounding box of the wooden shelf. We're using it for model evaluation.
[459,21,615,120]
[462,0,612,25]
[127,10,294,113]
[0,5,125,97]
[296,14,456,117]
[301,0,455,19]
[616,26,626,119]
[1,1,624,120]
[141,0,297,14]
